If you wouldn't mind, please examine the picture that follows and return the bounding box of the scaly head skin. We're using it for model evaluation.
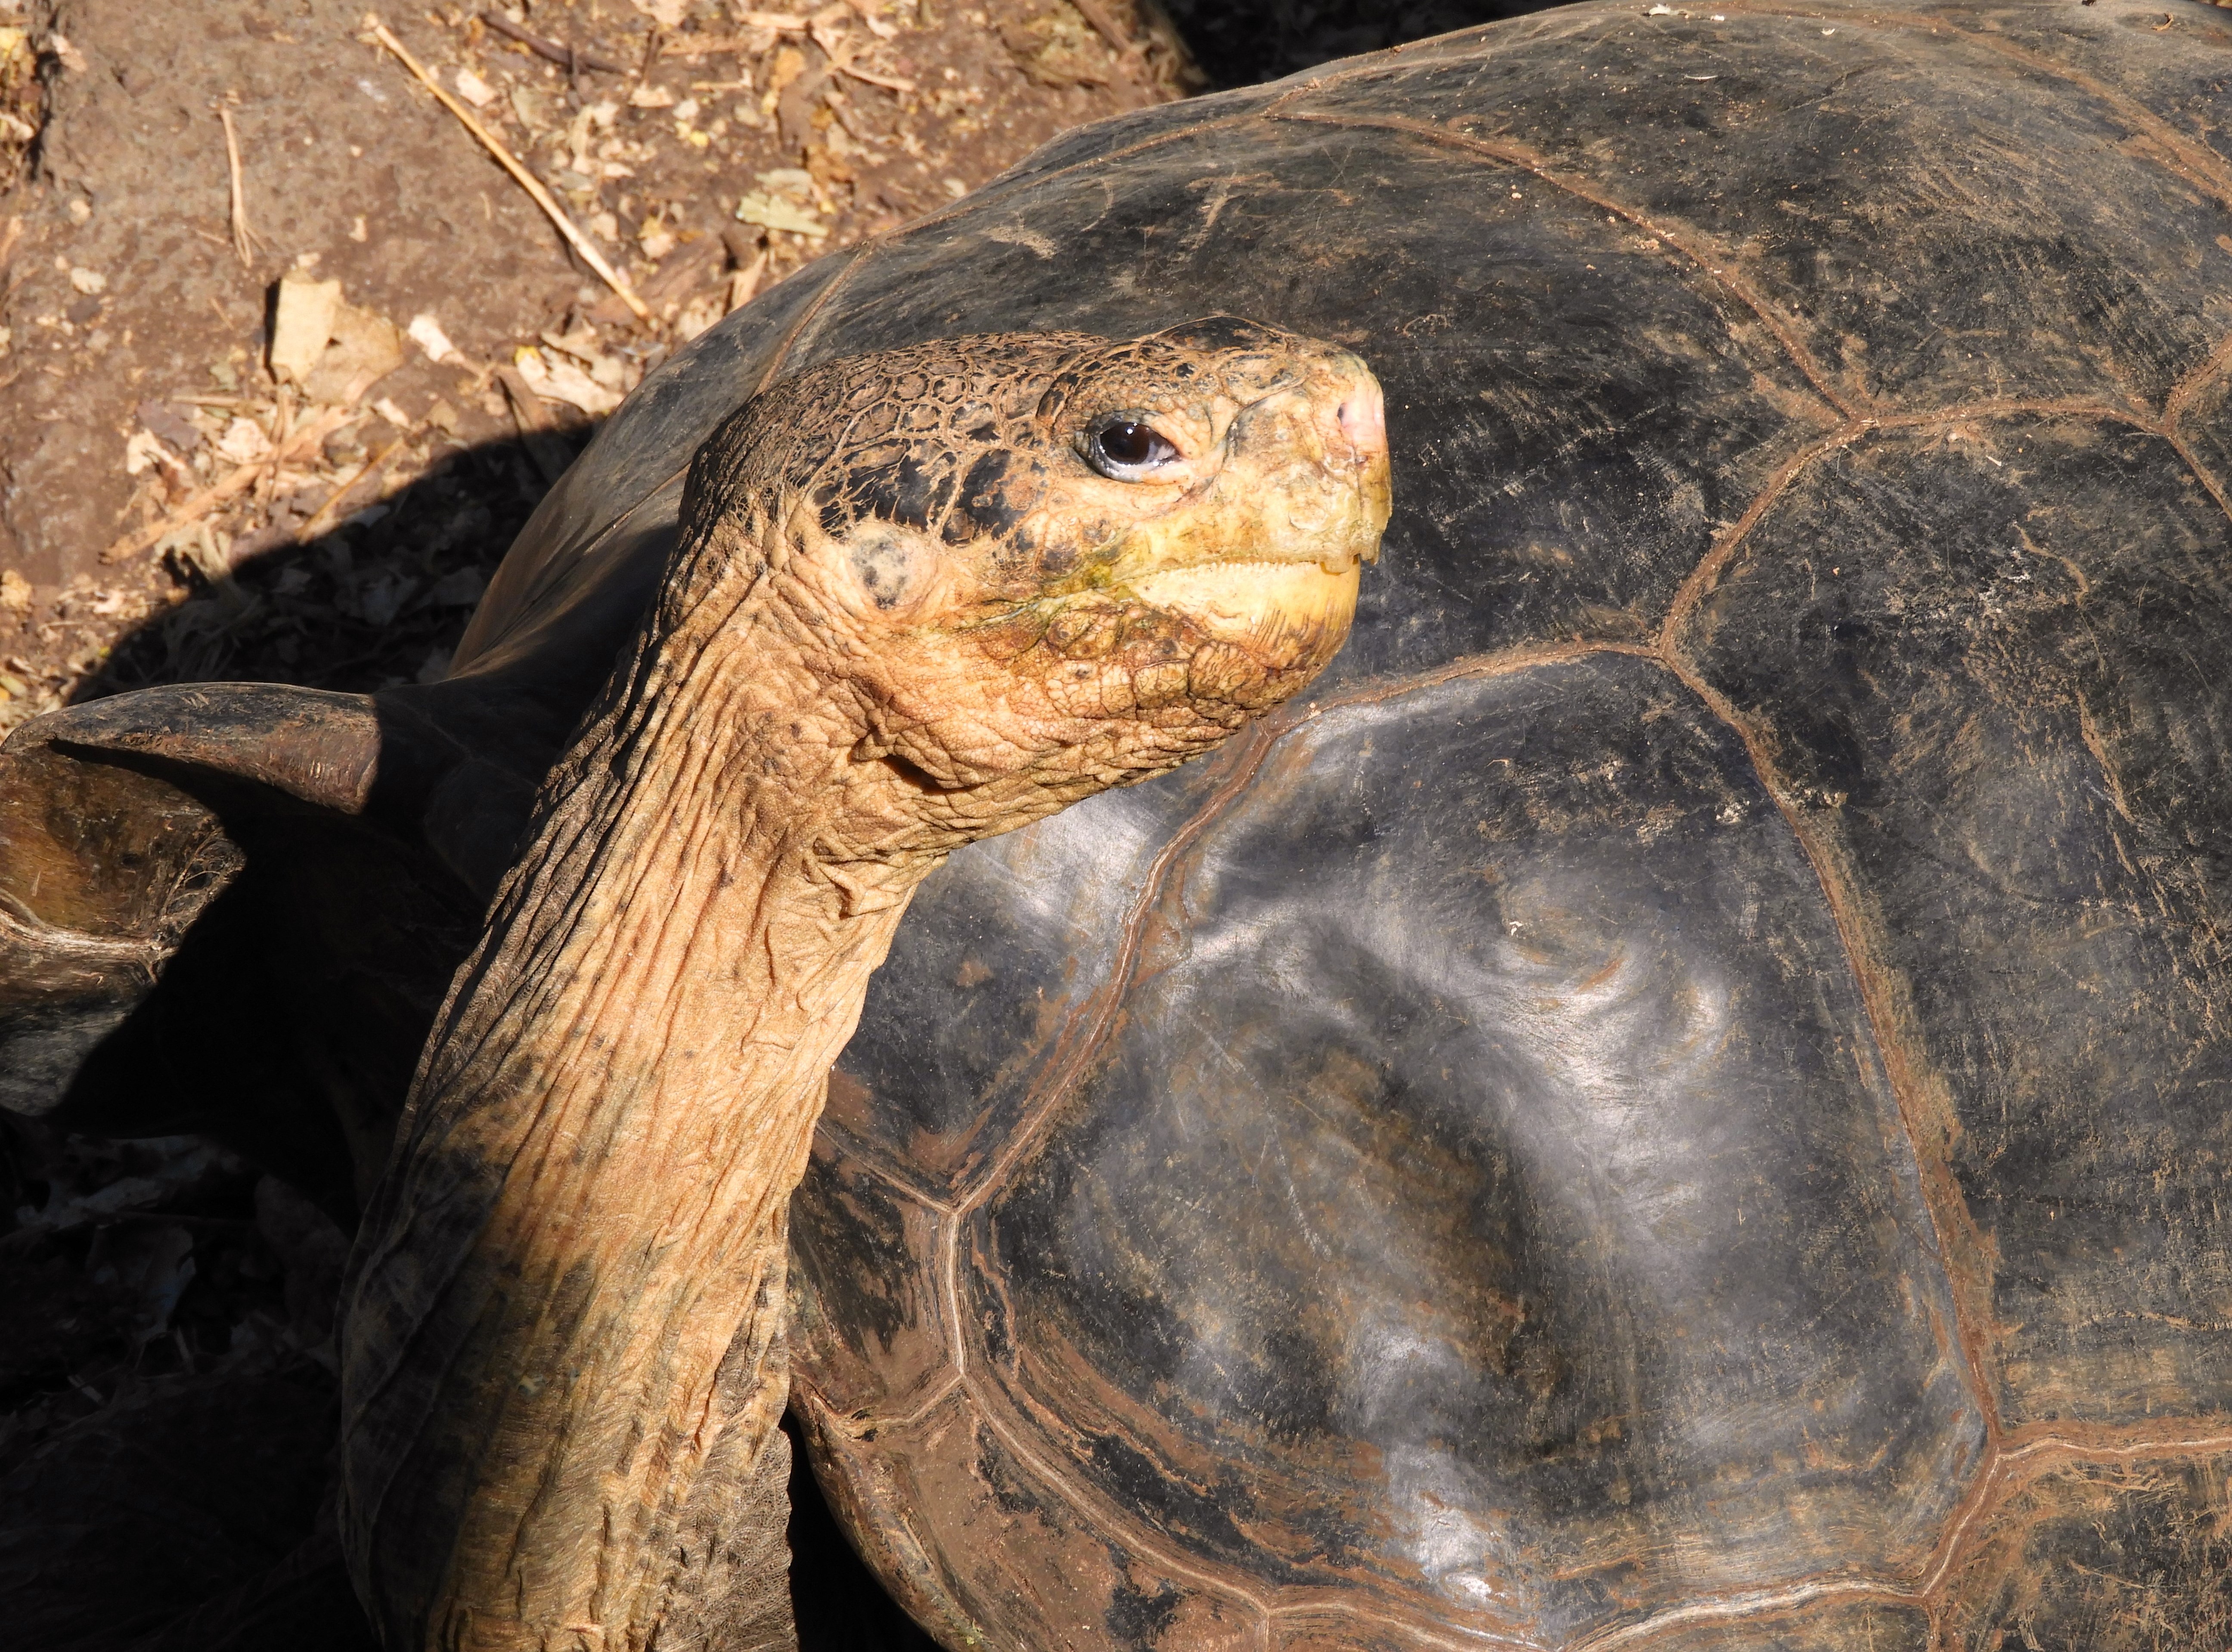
[672,316,1389,840]
[339,320,1389,1652]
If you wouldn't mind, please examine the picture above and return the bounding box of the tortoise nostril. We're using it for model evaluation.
[1336,390,1387,461]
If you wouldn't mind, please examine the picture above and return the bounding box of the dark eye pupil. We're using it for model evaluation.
[1098,422,1160,466]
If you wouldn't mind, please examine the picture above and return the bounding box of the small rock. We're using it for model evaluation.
[67,266,105,294]
[136,399,203,453]
[453,65,498,108]
[407,312,459,365]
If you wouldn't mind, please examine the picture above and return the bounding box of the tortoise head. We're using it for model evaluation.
[670,317,1391,839]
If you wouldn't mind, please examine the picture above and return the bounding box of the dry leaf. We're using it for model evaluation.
[513,347,623,415]
[509,85,553,131]
[216,416,273,464]
[270,271,344,385]
[765,45,807,98]
[734,192,826,237]
[304,303,405,405]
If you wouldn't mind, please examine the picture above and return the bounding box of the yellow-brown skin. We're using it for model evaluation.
[336,321,1390,1651]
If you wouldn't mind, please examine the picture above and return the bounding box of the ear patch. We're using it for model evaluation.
[844,522,939,612]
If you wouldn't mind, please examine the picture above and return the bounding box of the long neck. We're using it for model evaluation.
[340,587,924,1651]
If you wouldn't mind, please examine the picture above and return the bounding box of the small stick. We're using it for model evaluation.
[833,59,914,93]
[479,12,628,73]
[798,22,917,94]
[299,437,408,539]
[725,249,768,313]
[659,35,762,56]
[368,19,651,322]
[218,106,267,268]
[102,406,355,564]
[1067,0,1138,57]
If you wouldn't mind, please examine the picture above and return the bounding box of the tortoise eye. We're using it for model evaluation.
[1085,419,1177,476]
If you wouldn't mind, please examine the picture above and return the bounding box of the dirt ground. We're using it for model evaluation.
[0,1,1540,1646]
[0,0,1207,731]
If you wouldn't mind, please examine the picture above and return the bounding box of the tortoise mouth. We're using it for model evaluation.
[1128,558,1362,658]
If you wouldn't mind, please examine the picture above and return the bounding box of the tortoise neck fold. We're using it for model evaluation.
[339,588,930,1652]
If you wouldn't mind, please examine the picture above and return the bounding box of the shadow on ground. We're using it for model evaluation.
[1166,0,1564,87]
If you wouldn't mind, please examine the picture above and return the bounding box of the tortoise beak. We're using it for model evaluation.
[1337,379,1389,471]
[1216,356,1392,574]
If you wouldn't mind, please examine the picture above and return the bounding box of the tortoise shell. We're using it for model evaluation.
[696,3,2226,1646]
[6,0,2231,1646]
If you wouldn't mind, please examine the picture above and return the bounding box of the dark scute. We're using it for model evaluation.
[1636,1600,1932,1652]
[1682,417,2232,1428]
[834,738,1240,1198]
[1937,1453,2232,1651]
[1102,1574,1182,1650]
[958,658,1982,1640]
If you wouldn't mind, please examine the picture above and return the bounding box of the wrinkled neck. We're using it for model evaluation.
[340,594,931,1651]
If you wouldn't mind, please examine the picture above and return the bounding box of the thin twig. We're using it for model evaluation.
[659,34,763,56]
[800,22,918,94]
[834,59,913,93]
[217,105,267,269]
[479,12,628,73]
[495,365,574,485]
[1067,0,1137,56]
[102,407,356,564]
[726,249,769,313]
[298,437,407,539]
[368,19,650,322]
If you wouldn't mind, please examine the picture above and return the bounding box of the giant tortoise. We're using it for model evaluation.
[6,0,2232,1646]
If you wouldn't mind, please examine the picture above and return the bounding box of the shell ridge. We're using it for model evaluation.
[948,722,1286,1217]
[1649,660,2007,1459]
[1269,108,1864,424]
[1715,0,2232,210]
